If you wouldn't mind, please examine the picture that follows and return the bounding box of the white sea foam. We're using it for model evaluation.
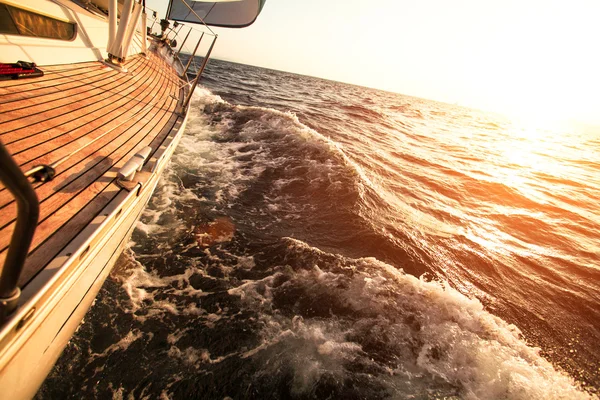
[225,238,595,399]
[92,330,144,360]
[118,88,596,398]
[167,346,228,366]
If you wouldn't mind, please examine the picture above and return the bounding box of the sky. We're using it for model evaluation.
[148,0,600,124]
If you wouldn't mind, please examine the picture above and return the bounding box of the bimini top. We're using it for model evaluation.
[167,0,266,28]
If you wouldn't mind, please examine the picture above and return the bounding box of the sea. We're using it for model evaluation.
[38,58,600,399]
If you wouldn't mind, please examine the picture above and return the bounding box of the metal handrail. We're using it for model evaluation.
[144,12,209,77]
[145,9,218,110]
[182,35,217,109]
[177,28,192,58]
[182,32,204,76]
[0,142,39,322]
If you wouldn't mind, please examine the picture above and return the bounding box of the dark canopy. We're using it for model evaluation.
[167,0,266,28]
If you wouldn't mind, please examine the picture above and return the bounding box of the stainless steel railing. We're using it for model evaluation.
[0,142,39,323]
[144,6,218,111]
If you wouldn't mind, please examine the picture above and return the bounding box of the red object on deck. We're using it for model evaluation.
[0,61,44,80]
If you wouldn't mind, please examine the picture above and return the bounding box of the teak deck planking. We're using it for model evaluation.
[0,60,169,228]
[0,50,185,287]
[0,66,117,107]
[0,61,146,142]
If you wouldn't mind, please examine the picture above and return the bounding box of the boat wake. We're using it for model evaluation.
[38,88,596,399]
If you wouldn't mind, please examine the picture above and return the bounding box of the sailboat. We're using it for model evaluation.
[0,0,265,397]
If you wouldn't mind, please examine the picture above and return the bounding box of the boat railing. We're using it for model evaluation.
[144,6,218,110]
[0,142,39,323]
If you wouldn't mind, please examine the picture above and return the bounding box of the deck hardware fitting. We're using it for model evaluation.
[16,308,36,331]
[31,165,56,182]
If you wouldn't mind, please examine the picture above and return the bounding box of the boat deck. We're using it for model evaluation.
[0,49,185,287]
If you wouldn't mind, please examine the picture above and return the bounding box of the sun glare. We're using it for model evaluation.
[482,120,574,205]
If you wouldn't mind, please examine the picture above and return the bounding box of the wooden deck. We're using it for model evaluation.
[0,49,186,287]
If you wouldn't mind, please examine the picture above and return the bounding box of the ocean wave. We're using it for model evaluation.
[59,234,593,399]
[341,104,385,123]
[110,84,598,397]
[40,61,600,398]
